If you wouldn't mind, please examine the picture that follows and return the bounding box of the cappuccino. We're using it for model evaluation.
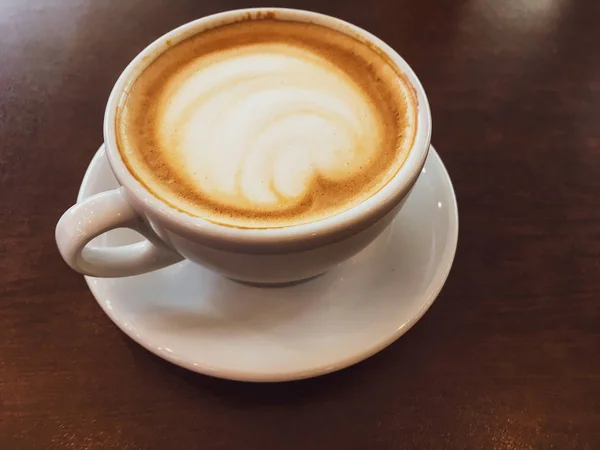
[116,18,417,228]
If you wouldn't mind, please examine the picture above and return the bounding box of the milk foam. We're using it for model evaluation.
[160,46,380,209]
[117,20,417,228]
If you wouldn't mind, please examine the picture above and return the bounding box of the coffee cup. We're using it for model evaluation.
[55,8,431,284]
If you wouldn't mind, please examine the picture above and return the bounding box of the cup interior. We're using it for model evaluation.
[103,8,432,251]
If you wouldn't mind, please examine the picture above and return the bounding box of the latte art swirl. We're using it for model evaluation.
[117,19,417,228]
[162,49,380,208]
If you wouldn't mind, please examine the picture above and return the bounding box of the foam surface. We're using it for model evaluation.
[117,19,417,228]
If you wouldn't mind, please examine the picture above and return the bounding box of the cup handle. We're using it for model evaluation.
[55,187,183,277]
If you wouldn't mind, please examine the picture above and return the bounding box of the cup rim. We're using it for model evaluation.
[103,7,431,251]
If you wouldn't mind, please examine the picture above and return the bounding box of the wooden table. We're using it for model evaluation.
[1,0,599,448]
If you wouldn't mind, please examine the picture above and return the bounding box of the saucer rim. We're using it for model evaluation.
[80,145,458,382]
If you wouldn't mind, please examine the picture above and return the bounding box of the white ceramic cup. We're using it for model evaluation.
[55,7,432,284]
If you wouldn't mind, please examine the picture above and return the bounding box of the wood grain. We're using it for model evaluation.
[1,0,599,448]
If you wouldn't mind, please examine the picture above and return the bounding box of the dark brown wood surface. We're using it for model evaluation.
[1,0,599,448]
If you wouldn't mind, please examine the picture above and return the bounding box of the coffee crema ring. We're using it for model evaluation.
[117,19,417,228]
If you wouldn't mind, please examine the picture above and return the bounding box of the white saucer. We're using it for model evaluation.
[79,145,458,382]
